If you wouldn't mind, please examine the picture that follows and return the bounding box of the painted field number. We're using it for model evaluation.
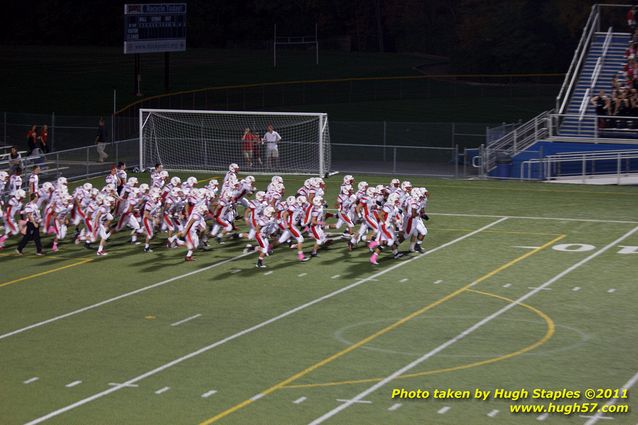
[551,244,638,254]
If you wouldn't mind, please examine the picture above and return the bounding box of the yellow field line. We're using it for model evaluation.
[198,234,566,425]
[285,288,555,389]
[0,258,94,289]
[116,73,563,114]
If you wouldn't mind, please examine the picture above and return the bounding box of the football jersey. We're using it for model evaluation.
[23,201,42,222]
[29,174,39,193]
[9,175,22,194]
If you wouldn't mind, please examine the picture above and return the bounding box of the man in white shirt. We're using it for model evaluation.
[261,124,281,169]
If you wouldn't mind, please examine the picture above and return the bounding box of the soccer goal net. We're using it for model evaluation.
[139,109,331,175]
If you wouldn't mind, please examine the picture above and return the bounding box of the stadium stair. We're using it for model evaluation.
[559,32,631,138]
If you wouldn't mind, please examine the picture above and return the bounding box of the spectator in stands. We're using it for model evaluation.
[241,128,256,168]
[591,90,610,129]
[629,6,637,33]
[95,117,108,163]
[8,146,22,174]
[26,125,38,155]
[39,124,49,153]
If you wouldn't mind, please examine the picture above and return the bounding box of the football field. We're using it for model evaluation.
[0,175,637,425]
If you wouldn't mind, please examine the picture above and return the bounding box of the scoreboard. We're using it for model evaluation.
[124,3,187,54]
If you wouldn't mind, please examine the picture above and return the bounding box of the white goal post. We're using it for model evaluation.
[139,108,331,176]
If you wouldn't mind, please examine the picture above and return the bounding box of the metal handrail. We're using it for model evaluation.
[591,26,613,90]
[579,88,591,121]
[520,151,638,180]
[556,4,599,113]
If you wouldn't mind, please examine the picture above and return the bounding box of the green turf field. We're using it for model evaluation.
[0,174,637,425]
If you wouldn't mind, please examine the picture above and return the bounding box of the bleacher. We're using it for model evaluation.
[479,4,638,183]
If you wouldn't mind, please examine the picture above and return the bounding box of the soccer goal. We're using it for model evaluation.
[139,109,331,176]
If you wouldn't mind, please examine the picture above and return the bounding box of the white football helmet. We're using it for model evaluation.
[57,177,68,186]
[170,176,181,186]
[159,170,169,178]
[358,181,368,191]
[16,189,26,199]
[127,177,138,186]
[271,175,283,184]
[42,182,53,192]
[139,183,150,193]
[286,195,297,206]
[255,191,266,202]
[366,187,377,197]
[387,193,400,205]
[401,181,412,191]
[0,171,8,181]
[343,174,354,184]
[83,182,93,191]
[341,184,353,195]
[312,196,324,207]
[245,175,255,184]
[296,195,307,206]
[391,178,400,187]
[229,163,239,172]
[263,206,275,218]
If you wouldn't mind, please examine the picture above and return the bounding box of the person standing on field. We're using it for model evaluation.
[96,117,109,163]
[262,124,281,169]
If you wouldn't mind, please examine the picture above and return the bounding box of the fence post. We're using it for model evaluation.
[56,152,60,178]
[454,144,459,178]
[392,147,397,174]
[582,156,586,183]
[116,140,119,164]
[451,122,456,148]
[513,127,517,152]
[383,121,387,162]
[86,147,89,177]
[617,152,621,185]
[51,112,55,152]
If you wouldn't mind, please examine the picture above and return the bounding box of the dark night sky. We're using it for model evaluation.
[0,0,632,73]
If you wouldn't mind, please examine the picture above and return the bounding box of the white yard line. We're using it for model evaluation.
[428,212,638,224]
[331,274,341,279]
[65,381,82,388]
[512,245,541,249]
[537,413,549,421]
[607,288,616,293]
[434,280,443,284]
[108,383,138,388]
[388,403,402,411]
[306,225,638,425]
[336,399,372,404]
[487,409,499,417]
[154,386,170,395]
[528,287,552,290]
[583,371,638,425]
[293,396,307,404]
[572,286,581,291]
[22,218,507,425]
[502,283,512,288]
[0,252,253,341]
[298,273,307,277]
[399,278,408,283]
[170,314,202,327]
[23,377,39,384]
[201,390,217,398]
[437,406,450,414]
[264,271,273,276]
